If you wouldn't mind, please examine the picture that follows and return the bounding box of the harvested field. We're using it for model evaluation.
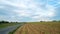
[14,22,60,34]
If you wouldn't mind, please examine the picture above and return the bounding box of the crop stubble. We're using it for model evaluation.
[14,23,60,34]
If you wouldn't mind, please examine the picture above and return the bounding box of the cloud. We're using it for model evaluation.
[58,2,60,4]
[13,10,32,17]
[0,0,27,8]
[0,0,58,22]
[30,4,56,21]
[0,6,5,8]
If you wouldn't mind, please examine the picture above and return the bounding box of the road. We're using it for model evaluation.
[0,24,23,34]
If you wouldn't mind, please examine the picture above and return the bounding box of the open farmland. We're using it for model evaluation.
[14,22,60,34]
[0,23,21,28]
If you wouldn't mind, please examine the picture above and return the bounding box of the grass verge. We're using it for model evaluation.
[0,23,21,28]
[9,24,24,34]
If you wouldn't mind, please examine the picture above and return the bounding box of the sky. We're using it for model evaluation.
[0,0,60,22]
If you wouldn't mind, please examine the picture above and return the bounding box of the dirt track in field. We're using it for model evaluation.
[14,23,60,34]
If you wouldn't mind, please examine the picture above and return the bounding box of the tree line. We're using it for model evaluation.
[0,21,9,24]
[0,21,27,24]
[0,20,60,24]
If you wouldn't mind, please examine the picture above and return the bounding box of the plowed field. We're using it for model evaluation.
[14,23,60,34]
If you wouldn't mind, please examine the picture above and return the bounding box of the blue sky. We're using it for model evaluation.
[0,0,60,22]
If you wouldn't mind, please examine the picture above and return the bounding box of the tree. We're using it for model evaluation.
[0,21,9,24]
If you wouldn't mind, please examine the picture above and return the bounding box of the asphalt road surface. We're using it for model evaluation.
[0,24,23,34]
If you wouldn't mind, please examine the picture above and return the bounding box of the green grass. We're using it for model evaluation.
[0,23,21,28]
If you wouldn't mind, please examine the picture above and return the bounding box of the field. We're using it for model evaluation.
[0,23,21,28]
[14,22,60,34]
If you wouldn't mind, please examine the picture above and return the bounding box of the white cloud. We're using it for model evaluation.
[13,10,32,17]
[12,1,56,21]
[45,4,56,17]
[31,4,56,21]
[0,0,37,9]
[58,2,60,4]
[0,6,5,8]
[1,0,27,9]
[0,0,56,21]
